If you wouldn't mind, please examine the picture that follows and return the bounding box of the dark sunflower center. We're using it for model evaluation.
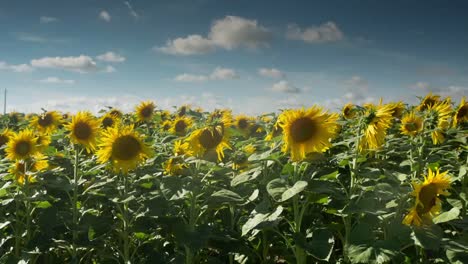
[110,110,122,117]
[74,122,92,140]
[199,128,223,149]
[163,124,171,131]
[175,120,187,133]
[417,183,438,214]
[237,119,249,130]
[102,117,114,128]
[15,141,31,156]
[38,113,53,127]
[290,117,317,143]
[456,105,468,120]
[178,107,187,117]
[140,106,153,118]
[0,135,9,146]
[404,122,418,132]
[112,135,142,161]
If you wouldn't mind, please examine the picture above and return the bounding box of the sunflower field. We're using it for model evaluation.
[0,94,467,264]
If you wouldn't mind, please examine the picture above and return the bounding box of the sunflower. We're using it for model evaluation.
[208,109,233,125]
[0,128,14,148]
[10,156,49,185]
[30,111,62,135]
[177,105,191,117]
[161,120,172,132]
[100,113,119,129]
[403,168,451,226]
[388,101,405,118]
[453,96,468,127]
[170,116,193,136]
[9,112,23,123]
[186,125,231,161]
[5,129,39,161]
[109,108,123,118]
[278,107,339,161]
[65,111,100,152]
[234,115,254,134]
[342,103,357,119]
[159,110,171,121]
[232,144,256,170]
[173,140,193,156]
[97,125,153,173]
[400,112,423,137]
[417,92,441,112]
[135,101,156,122]
[359,103,393,152]
[427,101,452,145]
[36,133,51,152]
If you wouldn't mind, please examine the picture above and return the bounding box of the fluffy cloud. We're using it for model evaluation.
[410,81,467,99]
[30,55,98,73]
[99,10,111,22]
[175,67,238,82]
[96,51,126,63]
[270,80,301,93]
[0,61,34,72]
[104,65,116,73]
[156,35,216,55]
[156,16,272,55]
[258,68,284,78]
[286,21,344,43]
[40,16,58,24]
[39,77,75,84]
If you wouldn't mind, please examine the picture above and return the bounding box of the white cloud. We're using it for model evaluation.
[96,51,126,62]
[286,21,344,43]
[174,73,209,82]
[30,55,98,73]
[156,15,272,55]
[258,68,284,78]
[409,81,467,100]
[124,1,139,19]
[40,16,58,24]
[175,67,238,82]
[345,75,368,89]
[39,77,75,84]
[104,65,116,73]
[208,16,272,50]
[0,61,34,73]
[156,35,215,55]
[99,10,111,22]
[270,80,301,93]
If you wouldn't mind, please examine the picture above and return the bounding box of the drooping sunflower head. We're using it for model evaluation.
[359,103,394,152]
[400,112,423,137]
[170,116,193,136]
[135,101,156,122]
[453,96,468,127]
[403,168,451,226]
[234,115,253,133]
[207,109,233,127]
[278,106,339,161]
[10,156,49,185]
[159,110,171,121]
[342,103,357,119]
[186,125,231,162]
[5,129,39,161]
[109,108,123,118]
[173,140,193,156]
[97,125,153,174]
[30,111,62,135]
[161,120,172,132]
[100,113,119,129]
[388,101,406,118]
[417,92,441,112]
[177,105,191,117]
[426,101,452,145]
[65,111,100,152]
[0,128,14,149]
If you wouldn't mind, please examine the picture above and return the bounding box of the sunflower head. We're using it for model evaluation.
[426,101,452,145]
[388,101,405,118]
[170,116,193,136]
[173,140,193,156]
[177,105,190,117]
[10,157,49,185]
[403,168,451,226]
[9,112,23,124]
[400,112,423,137]
[278,106,339,161]
[163,157,187,176]
[159,110,171,121]
[359,104,393,152]
[36,133,51,152]
[135,101,156,122]
[0,128,14,148]
[109,108,123,118]
[453,96,468,127]
[186,125,231,161]
[161,120,172,131]
[5,129,39,161]
[417,92,441,112]
[234,115,253,133]
[30,111,62,135]
[97,125,153,174]
[342,103,357,119]
[65,111,100,152]
[100,113,118,129]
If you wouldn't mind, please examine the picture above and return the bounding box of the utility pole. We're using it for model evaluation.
[3,89,6,114]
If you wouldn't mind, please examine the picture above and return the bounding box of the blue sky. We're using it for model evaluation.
[1,0,467,114]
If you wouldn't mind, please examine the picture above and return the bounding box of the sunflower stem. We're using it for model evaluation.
[23,160,33,250]
[122,173,130,264]
[292,162,307,264]
[71,146,81,263]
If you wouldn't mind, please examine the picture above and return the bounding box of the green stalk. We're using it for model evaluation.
[71,147,81,262]
[292,162,306,264]
[122,173,130,263]
[23,160,32,248]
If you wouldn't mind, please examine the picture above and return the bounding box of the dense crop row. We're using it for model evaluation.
[0,94,467,263]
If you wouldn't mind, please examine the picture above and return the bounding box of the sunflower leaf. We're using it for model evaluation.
[433,207,460,224]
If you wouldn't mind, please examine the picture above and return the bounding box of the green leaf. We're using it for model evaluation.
[231,168,262,186]
[266,178,287,201]
[280,180,308,202]
[307,229,335,261]
[209,189,244,205]
[433,207,460,224]
[34,201,52,209]
[411,225,443,250]
[241,206,283,236]
[0,221,10,230]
